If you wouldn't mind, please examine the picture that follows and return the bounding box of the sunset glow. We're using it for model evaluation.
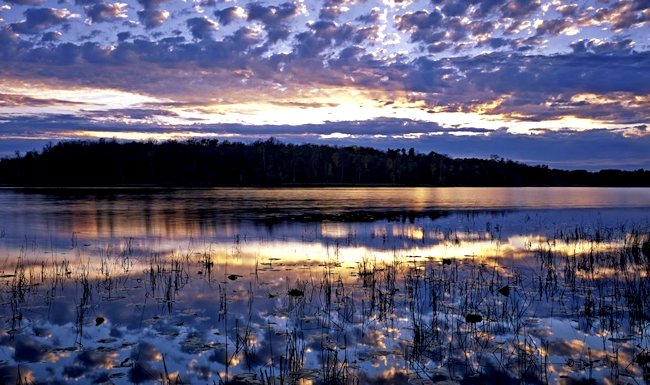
[0,0,648,168]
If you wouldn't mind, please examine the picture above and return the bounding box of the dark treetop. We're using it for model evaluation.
[0,139,648,187]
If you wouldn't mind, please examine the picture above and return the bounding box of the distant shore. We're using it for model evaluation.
[1,139,648,187]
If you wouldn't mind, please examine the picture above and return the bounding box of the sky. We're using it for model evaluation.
[0,0,648,170]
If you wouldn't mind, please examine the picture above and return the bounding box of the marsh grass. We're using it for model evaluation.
[0,223,649,385]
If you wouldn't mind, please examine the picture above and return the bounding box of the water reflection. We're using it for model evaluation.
[0,188,649,385]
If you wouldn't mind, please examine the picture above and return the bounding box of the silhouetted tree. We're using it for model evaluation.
[0,139,647,187]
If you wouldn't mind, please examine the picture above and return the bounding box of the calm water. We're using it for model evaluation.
[0,187,649,385]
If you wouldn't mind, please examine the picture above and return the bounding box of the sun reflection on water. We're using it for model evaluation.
[0,188,649,385]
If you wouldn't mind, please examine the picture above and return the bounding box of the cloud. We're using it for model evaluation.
[293,20,358,57]
[471,0,507,18]
[10,7,72,34]
[0,93,86,106]
[0,23,647,119]
[437,0,470,17]
[534,18,574,37]
[0,0,648,172]
[246,1,299,25]
[186,16,217,40]
[570,38,636,55]
[319,5,342,21]
[355,8,382,24]
[446,51,650,98]
[242,1,300,44]
[2,0,46,5]
[0,26,19,44]
[500,0,541,18]
[395,10,444,44]
[137,8,168,28]
[0,115,647,170]
[116,30,130,41]
[214,6,245,26]
[135,0,169,28]
[136,0,167,10]
[84,2,128,23]
[485,37,508,48]
[41,30,62,41]
[577,1,650,31]
[2,25,646,132]
[604,0,650,30]
[555,4,578,17]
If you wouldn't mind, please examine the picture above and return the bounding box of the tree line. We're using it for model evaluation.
[0,139,647,186]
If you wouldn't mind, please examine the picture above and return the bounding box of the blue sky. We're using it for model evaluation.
[0,0,648,169]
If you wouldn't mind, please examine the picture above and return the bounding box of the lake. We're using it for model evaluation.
[0,187,649,385]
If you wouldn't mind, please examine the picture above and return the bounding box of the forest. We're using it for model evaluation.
[0,139,647,186]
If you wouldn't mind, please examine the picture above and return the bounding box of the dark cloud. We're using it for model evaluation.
[451,51,650,96]
[134,0,169,28]
[492,92,649,125]
[116,30,130,41]
[186,16,217,40]
[318,0,364,20]
[1,23,648,119]
[246,1,299,25]
[427,41,451,53]
[352,26,378,44]
[244,1,299,44]
[607,0,650,30]
[319,6,342,21]
[500,0,541,18]
[399,56,452,93]
[442,17,469,42]
[355,8,381,24]
[294,20,356,57]
[3,0,46,4]
[579,1,650,32]
[87,107,180,120]
[534,18,573,37]
[265,23,291,42]
[10,7,71,34]
[471,0,507,18]
[0,26,19,44]
[137,8,168,28]
[509,36,542,51]
[395,10,444,44]
[571,38,636,55]
[396,10,442,30]
[440,0,470,17]
[79,29,101,41]
[503,18,528,35]
[468,20,496,36]
[136,0,167,10]
[214,6,244,26]
[485,37,508,48]
[0,115,648,170]
[0,93,86,106]
[320,128,650,171]
[555,4,578,17]
[84,2,128,23]
[41,30,62,41]
[229,26,262,48]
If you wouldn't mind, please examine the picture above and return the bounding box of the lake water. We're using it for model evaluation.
[0,187,649,385]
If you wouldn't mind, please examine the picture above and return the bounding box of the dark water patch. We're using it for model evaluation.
[14,337,50,363]
[129,361,160,383]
